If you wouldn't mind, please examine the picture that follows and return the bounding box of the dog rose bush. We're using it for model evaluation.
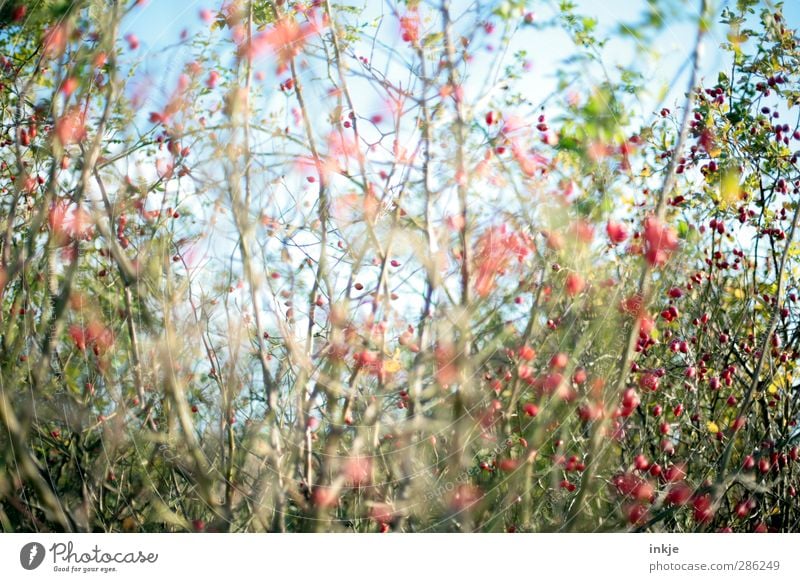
[1,0,799,532]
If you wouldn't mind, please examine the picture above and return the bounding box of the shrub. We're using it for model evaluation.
[0,0,799,533]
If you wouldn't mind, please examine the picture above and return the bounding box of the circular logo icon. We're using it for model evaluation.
[20,542,46,570]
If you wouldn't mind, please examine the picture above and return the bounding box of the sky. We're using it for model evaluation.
[120,0,800,123]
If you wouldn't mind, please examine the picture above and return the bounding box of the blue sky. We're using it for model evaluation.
[119,0,800,135]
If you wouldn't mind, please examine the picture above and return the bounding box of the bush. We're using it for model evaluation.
[1,0,799,532]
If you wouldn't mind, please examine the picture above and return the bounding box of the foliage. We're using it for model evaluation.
[1,0,799,533]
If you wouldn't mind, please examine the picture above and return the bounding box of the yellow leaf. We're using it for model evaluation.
[706,421,719,434]
[383,359,402,373]
[769,373,792,395]
[621,193,635,208]
[720,167,740,209]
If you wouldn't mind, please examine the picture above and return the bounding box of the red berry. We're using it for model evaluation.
[626,504,648,525]
[565,272,586,296]
[665,483,692,505]
[606,220,628,244]
[523,403,539,417]
[498,458,518,472]
[640,372,659,392]
[549,352,568,369]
